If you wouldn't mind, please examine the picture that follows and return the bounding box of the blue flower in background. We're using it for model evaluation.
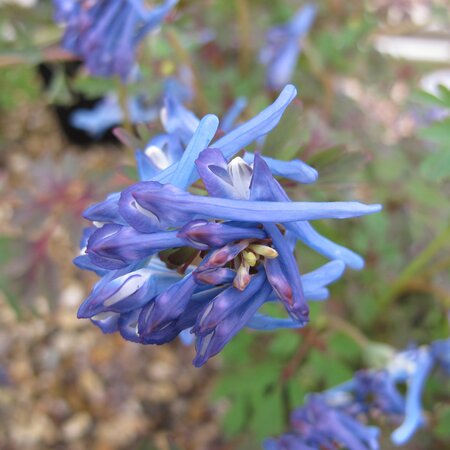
[53,0,178,80]
[260,3,317,91]
[265,339,450,449]
[75,85,381,366]
[71,93,159,137]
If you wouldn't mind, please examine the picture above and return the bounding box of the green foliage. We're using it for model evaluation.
[435,405,450,440]
[414,87,450,182]
[0,65,39,109]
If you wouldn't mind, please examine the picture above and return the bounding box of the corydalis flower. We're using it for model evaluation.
[53,0,177,80]
[260,3,317,91]
[76,85,381,366]
[266,338,450,449]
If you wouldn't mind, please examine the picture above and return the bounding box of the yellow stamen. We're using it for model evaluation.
[242,250,257,267]
[248,244,278,259]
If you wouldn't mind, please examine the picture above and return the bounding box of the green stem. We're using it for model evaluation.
[325,315,370,349]
[116,78,133,136]
[235,0,251,75]
[379,225,450,308]
[164,28,208,115]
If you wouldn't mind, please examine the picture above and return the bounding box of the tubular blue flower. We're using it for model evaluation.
[120,180,381,229]
[78,257,181,317]
[151,85,298,184]
[71,94,158,137]
[266,339,450,449]
[220,97,247,133]
[178,220,266,250]
[85,223,187,269]
[260,3,317,90]
[289,396,380,450]
[53,0,178,80]
[243,152,318,184]
[135,134,184,181]
[389,347,435,445]
[76,84,380,366]
[193,278,273,367]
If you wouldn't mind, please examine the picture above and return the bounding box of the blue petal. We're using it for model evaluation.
[196,148,253,199]
[291,222,366,270]
[78,263,180,317]
[136,133,183,181]
[138,274,198,339]
[289,3,317,36]
[244,152,318,184]
[193,272,267,336]
[86,223,186,269]
[179,328,195,345]
[178,219,266,250]
[266,41,300,90]
[193,280,273,367]
[220,97,247,133]
[431,338,450,374]
[161,92,200,145]
[130,0,178,41]
[247,313,305,330]
[152,85,298,184]
[264,223,309,323]
[214,85,298,161]
[118,309,141,343]
[248,153,367,269]
[170,114,219,189]
[73,254,110,276]
[302,260,346,292]
[126,180,382,227]
[90,311,120,334]
[83,192,125,225]
[391,348,434,445]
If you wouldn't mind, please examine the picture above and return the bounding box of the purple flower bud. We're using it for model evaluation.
[193,280,272,367]
[178,219,266,249]
[86,223,186,269]
[137,274,198,340]
[78,265,176,317]
[193,272,267,337]
[200,240,250,269]
[193,267,236,285]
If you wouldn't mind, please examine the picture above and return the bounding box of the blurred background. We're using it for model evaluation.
[0,0,449,449]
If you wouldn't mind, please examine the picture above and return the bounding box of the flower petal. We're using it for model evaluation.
[170,114,219,189]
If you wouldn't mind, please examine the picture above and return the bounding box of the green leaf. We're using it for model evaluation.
[420,148,450,182]
[419,119,450,144]
[435,406,450,440]
[411,89,450,109]
[250,387,284,439]
[223,396,249,436]
[328,332,360,362]
[261,101,310,161]
[269,331,301,358]
[307,349,353,387]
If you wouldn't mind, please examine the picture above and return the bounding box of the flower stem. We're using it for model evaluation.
[235,0,251,75]
[379,224,450,308]
[116,78,133,136]
[325,315,370,349]
[164,27,208,114]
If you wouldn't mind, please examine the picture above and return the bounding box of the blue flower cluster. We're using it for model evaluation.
[264,338,450,450]
[53,0,178,80]
[75,85,381,366]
